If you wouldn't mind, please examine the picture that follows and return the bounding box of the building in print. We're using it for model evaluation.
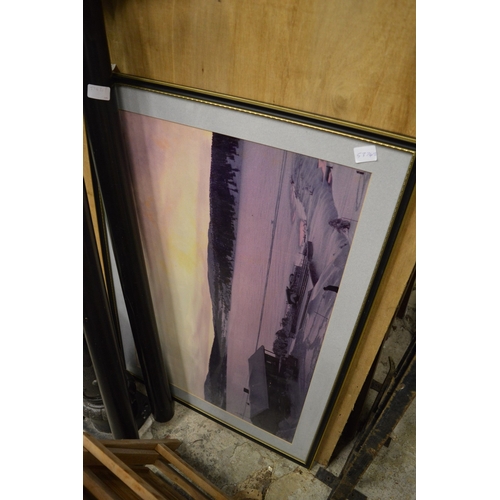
[247,346,299,435]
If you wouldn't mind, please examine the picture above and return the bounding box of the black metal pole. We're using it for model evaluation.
[84,182,139,439]
[86,128,126,365]
[83,0,174,421]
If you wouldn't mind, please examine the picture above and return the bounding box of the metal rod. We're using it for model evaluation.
[83,0,174,422]
[329,342,416,500]
[84,182,139,439]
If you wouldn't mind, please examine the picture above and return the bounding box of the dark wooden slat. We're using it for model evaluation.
[140,468,188,500]
[155,460,210,500]
[97,439,181,451]
[86,467,148,500]
[84,489,96,500]
[84,468,124,500]
[155,444,229,500]
[84,448,160,467]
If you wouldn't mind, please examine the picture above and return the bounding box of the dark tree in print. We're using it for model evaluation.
[204,134,242,409]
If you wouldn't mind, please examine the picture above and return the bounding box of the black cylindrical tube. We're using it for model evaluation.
[84,182,139,438]
[83,334,101,400]
[83,0,174,421]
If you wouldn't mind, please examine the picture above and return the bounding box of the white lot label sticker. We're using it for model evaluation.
[354,145,377,163]
[87,84,111,101]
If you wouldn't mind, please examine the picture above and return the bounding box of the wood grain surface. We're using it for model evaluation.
[101,0,415,138]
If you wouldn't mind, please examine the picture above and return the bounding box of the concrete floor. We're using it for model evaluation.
[141,399,415,500]
[85,288,415,499]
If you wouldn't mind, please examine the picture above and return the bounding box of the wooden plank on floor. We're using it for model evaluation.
[83,467,124,500]
[140,468,188,500]
[84,489,97,500]
[155,460,210,500]
[83,432,166,500]
[97,439,182,451]
[84,448,160,467]
[155,444,229,500]
[85,467,150,500]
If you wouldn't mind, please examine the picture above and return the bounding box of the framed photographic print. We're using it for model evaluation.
[112,76,415,465]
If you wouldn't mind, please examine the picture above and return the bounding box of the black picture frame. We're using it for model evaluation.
[109,74,415,465]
